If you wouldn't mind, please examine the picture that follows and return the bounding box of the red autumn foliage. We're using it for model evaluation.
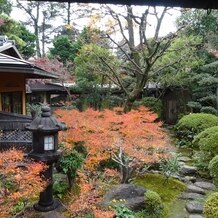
[56,106,171,183]
[0,148,47,217]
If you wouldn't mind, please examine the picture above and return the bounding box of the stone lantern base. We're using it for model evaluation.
[34,199,60,212]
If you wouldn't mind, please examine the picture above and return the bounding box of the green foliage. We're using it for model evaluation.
[49,35,81,64]
[159,153,181,184]
[153,34,203,87]
[175,113,218,147]
[74,43,120,110]
[0,0,12,15]
[208,155,218,186]
[58,150,84,189]
[53,180,68,199]
[110,202,134,218]
[193,126,218,153]
[200,106,217,115]
[187,61,218,115]
[203,192,218,218]
[0,15,36,58]
[193,150,211,173]
[134,173,185,206]
[193,126,218,171]
[144,190,164,218]
[10,201,25,215]
[177,9,218,49]
[133,97,162,117]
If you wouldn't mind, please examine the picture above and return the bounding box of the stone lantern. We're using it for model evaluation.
[26,106,66,212]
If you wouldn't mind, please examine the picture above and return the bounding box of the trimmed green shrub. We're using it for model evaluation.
[175,113,218,147]
[193,126,218,170]
[209,155,218,186]
[144,190,164,218]
[203,192,218,218]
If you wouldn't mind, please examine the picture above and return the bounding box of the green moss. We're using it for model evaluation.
[204,192,218,218]
[133,173,186,218]
[134,173,185,203]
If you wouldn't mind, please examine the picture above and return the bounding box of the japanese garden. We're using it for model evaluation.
[0,1,218,217]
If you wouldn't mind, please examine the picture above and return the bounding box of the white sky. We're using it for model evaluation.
[10,1,181,51]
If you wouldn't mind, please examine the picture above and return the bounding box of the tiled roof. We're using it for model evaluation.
[28,82,66,92]
[0,53,59,79]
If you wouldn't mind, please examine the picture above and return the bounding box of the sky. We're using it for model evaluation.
[10,1,181,51]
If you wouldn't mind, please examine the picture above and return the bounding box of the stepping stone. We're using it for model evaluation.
[39,211,63,218]
[194,181,216,190]
[187,215,204,218]
[178,192,204,200]
[184,176,197,183]
[178,156,192,162]
[186,185,206,195]
[180,165,197,176]
[185,201,203,214]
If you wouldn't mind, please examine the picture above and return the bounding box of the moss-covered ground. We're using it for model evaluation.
[133,173,186,218]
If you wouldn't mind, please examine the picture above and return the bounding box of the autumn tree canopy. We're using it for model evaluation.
[56,106,171,183]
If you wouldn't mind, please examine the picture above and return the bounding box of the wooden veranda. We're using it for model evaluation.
[0,112,32,151]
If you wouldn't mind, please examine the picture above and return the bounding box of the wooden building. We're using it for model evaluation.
[0,36,58,148]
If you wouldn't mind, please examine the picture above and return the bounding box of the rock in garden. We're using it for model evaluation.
[194,181,216,190]
[39,211,63,218]
[101,184,147,211]
[178,156,192,162]
[186,185,206,195]
[185,201,203,214]
[184,176,197,183]
[187,215,204,218]
[178,193,204,200]
[180,165,197,176]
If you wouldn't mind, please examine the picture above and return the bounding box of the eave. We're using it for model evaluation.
[32,0,218,9]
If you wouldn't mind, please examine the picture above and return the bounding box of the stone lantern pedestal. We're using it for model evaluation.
[26,106,66,212]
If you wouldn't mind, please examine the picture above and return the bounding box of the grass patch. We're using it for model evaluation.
[133,173,186,217]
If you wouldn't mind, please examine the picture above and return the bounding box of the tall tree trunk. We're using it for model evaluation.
[41,13,45,57]
[67,2,70,25]
[35,3,41,57]
[123,78,147,112]
[120,165,133,184]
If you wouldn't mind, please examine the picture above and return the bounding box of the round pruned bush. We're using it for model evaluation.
[208,155,218,186]
[203,192,218,218]
[144,190,164,218]
[193,126,218,171]
[175,113,218,147]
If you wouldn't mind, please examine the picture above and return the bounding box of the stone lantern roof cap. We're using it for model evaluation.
[26,106,66,132]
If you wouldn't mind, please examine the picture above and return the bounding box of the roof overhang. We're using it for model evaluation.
[0,53,59,79]
[33,0,218,9]
[0,43,22,59]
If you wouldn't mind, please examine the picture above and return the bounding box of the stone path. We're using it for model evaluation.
[176,155,216,218]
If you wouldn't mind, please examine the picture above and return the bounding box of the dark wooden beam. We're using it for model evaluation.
[32,0,218,9]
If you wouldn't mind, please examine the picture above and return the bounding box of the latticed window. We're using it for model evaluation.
[1,92,22,114]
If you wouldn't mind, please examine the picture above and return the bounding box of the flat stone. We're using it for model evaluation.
[187,215,204,218]
[101,184,147,211]
[194,181,216,190]
[180,165,197,176]
[186,185,206,195]
[185,201,203,214]
[178,161,186,166]
[178,156,192,162]
[39,211,63,218]
[184,176,197,183]
[178,193,204,200]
